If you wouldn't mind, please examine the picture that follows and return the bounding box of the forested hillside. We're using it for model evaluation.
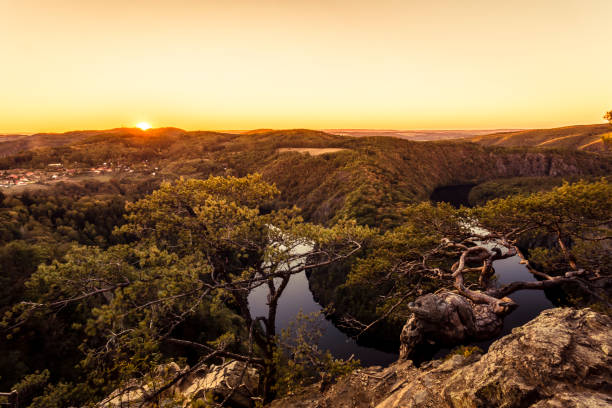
[2,128,611,228]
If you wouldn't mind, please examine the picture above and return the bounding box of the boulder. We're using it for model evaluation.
[399,292,507,359]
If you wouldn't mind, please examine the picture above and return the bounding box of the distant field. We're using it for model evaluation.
[277,147,347,155]
[324,129,521,141]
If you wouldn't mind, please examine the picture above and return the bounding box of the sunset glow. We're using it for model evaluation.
[136,122,152,131]
[1,0,611,133]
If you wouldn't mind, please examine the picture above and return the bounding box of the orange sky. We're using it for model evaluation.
[1,0,611,133]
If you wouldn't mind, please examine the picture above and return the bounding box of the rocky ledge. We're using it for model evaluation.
[269,308,612,408]
[100,360,259,407]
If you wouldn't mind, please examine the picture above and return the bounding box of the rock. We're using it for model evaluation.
[439,308,612,408]
[100,362,187,407]
[399,292,505,359]
[268,360,417,408]
[176,360,259,407]
[268,308,612,408]
[529,392,612,408]
[101,360,259,407]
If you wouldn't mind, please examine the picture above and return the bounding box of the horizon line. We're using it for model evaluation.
[1,121,609,136]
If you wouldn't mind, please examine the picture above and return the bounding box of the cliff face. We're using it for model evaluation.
[269,308,612,408]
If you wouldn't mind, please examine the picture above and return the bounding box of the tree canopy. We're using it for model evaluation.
[337,180,612,337]
[6,174,372,406]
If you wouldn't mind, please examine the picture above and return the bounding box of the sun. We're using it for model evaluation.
[136,122,152,131]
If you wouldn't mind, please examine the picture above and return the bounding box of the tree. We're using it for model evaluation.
[604,110,612,124]
[10,174,372,405]
[339,202,471,331]
[341,180,612,355]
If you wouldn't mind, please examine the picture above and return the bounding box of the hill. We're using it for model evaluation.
[325,129,521,141]
[469,123,612,151]
[1,128,611,228]
[0,127,192,158]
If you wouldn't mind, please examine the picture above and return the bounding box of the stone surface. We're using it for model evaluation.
[176,360,259,407]
[399,292,505,360]
[268,308,612,408]
[102,360,259,407]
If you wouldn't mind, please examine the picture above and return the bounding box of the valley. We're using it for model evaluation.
[1,127,610,228]
[3,2,612,406]
[0,126,610,407]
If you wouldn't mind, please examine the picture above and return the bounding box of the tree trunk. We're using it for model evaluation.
[261,342,277,403]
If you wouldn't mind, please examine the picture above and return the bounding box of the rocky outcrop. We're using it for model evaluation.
[101,360,259,407]
[268,308,612,408]
[399,292,512,360]
[175,361,259,407]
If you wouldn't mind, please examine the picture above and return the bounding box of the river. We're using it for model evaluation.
[247,186,557,367]
[248,270,398,366]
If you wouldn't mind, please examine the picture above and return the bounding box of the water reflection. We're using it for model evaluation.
[248,271,398,366]
[479,255,554,344]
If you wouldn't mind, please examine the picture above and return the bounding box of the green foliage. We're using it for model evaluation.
[0,190,128,248]
[475,179,612,275]
[273,311,360,396]
[21,244,210,395]
[467,176,596,206]
[120,174,280,255]
[310,202,469,340]
[12,370,50,407]
[445,345,483,360]
[5,174,369,405]
[0,241,47,309]
[28,382,93,408]
[3,127,609,229]
[312,180,612,341]
[604,110,612,124]
[1,127,610,406]
[0,188,134,390]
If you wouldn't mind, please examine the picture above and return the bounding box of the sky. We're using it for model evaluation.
[1,0,611,133]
